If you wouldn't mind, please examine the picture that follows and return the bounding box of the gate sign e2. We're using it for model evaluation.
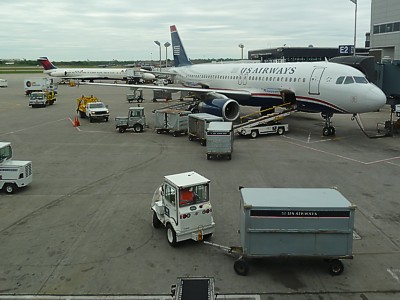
[339,45,354,55]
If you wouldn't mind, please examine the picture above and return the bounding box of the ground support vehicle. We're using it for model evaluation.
[154,109,190,136]
[151,171,215,247]
[206,188,355,276]
[188,113,224,146]
[85,102,110,122]
[29,91,56,108]
[234,108,291,139]
[115,106,146,133]
[76,95,99,118]
[24,77,57,96]
[0,142,33,194]
[126,89,144,103]
[153,89,172,101]
[206,122,233,160]
[0,79,8,88]
[171,277,215,300]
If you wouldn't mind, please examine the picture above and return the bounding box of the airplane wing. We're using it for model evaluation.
[79,82,251,97]
[79,82,250,121]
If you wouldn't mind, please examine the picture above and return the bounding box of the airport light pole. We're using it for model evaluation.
[164,42,171,68]
[154,40,161,71]
[350,0,357,56]
[238,43,244,60]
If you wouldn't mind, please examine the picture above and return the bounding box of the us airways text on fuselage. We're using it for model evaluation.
[240,67,297,75]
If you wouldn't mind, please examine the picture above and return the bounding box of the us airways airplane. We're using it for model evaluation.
[81,25,386,136]
[37,57,156,83]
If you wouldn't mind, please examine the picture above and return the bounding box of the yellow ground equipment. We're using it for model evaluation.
[76,95,98,118]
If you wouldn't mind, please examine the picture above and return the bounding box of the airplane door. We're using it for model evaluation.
[309,67,325,95]
[238,73,248,86]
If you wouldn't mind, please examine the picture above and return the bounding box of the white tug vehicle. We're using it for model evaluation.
[151,171,215,246]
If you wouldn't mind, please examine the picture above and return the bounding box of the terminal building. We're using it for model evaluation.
[370,0,400,63]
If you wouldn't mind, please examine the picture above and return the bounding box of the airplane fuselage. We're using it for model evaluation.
[44,68,127,80]
[170,61,386,115]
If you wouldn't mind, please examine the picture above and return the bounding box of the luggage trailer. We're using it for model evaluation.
[205,187,355,276]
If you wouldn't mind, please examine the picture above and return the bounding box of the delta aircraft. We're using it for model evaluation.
[37,57,156,83]
[81,25,387,136]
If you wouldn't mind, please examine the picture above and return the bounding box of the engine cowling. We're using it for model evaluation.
[198,97,240,121]
[49,70,67,77]
[142,73,156,81]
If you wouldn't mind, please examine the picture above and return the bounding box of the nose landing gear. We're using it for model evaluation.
[322,112,336,136]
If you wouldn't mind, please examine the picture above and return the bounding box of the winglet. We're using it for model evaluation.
[170,25,192,67]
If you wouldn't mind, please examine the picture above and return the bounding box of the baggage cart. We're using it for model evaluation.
[126,89,144,103]
[206,122,233,160]
[188,113,224,146]
[205,187,355,276]
[153,89,172,101]
[154,109,190,136]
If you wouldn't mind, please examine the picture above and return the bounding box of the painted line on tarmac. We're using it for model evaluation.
[284,139,400,166]
[387,268,400,282]
[0,118,69,136]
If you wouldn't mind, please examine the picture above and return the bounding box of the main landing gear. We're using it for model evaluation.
[322,113,336,136]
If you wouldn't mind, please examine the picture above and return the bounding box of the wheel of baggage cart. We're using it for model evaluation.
[207,154,211,160]
[329,259,344,276]
[189,135,194,141]
[156,129,161,134]
[166,224,177,247]
[3,183,17,194]
[105,117,109,122]
[250,130,259,139]
[227,154,232,160]
[152,211,161,228]
[277,127,285,135]
[134,124,143,133]
[200,140,206,146]
[118,127,126,133]
[234,257,249,276]
[172,131,179,137]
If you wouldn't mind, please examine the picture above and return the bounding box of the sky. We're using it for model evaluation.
[0,0,371,62]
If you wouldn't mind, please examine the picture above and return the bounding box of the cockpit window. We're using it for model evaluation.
[336,76,345,84]
[354,76,368,84]
[344,76,355,84]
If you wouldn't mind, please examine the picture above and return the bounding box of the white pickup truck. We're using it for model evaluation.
[85,102,110,122]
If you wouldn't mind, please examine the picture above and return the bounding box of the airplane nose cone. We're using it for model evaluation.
[368,85,387,111]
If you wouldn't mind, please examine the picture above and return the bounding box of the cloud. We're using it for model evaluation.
[0,0,371,61]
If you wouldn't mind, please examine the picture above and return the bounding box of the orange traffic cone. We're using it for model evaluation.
[73,116,80,127]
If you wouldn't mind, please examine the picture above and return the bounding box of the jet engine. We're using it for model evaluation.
[49,71,67,77]
[142,73,156,81]
[198,95,240,121]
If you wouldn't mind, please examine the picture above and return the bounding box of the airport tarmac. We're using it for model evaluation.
[0,73,400,300]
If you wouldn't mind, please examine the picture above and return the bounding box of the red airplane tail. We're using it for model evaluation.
[37,57,57,70]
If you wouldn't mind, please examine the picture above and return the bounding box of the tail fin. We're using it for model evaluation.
[170,25,192,67]
[37,57,57,70]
